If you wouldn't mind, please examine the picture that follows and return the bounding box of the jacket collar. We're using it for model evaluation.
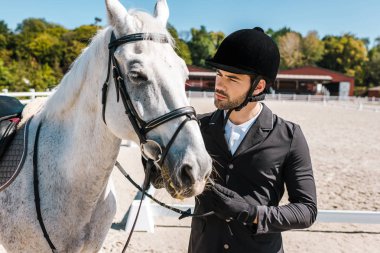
[207,103,274,158]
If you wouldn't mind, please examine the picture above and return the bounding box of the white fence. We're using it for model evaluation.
[126,187,380,233]
[2,89,380,112]
[1,89,53,104]
[186,90,380,112]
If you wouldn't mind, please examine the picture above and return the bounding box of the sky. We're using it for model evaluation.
[1,0,380,46]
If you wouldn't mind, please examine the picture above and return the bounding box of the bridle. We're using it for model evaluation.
[102,31,198,168]
[102,31,210,252]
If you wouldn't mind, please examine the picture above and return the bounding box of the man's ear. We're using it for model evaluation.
[253,79,266,95]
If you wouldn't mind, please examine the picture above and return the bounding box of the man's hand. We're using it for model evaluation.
[210,184,258,224]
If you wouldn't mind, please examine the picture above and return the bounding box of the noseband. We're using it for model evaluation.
[102,31,198,168]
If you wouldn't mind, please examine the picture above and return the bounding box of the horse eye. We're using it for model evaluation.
[128,71,148,83]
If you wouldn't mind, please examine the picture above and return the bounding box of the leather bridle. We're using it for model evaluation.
[102,31,202,252]
[102,31,198,168]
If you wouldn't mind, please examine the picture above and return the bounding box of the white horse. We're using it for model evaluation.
[0,0,212,252]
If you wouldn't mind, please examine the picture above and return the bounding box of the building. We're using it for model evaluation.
[368,86,380,98]
[186,65,355,96]
[276,66,355,96]
[186,65,215,91]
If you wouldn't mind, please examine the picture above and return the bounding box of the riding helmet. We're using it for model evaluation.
[206,27,280,83]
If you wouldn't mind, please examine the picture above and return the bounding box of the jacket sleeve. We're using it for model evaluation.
[254,124,317,234]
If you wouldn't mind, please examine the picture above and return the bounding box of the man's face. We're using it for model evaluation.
[214,69,251,110]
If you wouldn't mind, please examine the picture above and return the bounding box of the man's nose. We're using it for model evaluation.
[215,78,226,90]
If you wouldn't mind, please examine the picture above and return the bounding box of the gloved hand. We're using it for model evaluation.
[210,183,258,224]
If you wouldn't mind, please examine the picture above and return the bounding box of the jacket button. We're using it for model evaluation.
[224,243,230,250]
[228,164,234,169]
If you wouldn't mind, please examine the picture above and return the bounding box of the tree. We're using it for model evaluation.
[16,18,53,34]
[187,26,224,67]
[278,32,304,69]
[0,59,12,89]
[365,45,380,87]
[27,33,61,66]
[318,34,368,84]
[61,25,100,71]
[0,20,11,50]
[302,31,324,66]
[267,27,293,43]
[167,23,192,65]
[210,31,225,50]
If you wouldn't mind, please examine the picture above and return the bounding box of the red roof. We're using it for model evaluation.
[187,65,214,73]
[279,66,354,83]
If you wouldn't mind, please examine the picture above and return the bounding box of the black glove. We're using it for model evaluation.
[210,183,258,224]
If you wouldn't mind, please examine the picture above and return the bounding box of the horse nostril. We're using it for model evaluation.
[180,165,196,186]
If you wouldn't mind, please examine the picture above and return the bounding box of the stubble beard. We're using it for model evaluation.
[214,92,246,110]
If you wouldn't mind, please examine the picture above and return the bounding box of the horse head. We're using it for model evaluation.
[103,0,212,198]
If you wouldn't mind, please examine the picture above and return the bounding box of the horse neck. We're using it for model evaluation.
[39,27,122,200]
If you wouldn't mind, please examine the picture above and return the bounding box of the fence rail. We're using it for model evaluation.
[186,91,380,112]
[2,89,380,109]
[125,187,380,233]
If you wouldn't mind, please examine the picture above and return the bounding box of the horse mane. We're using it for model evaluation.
[43,27,111,119]
[42,9,175,119]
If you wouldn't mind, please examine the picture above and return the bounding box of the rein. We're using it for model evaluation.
[115,161,215,220]
[33,121,57,253]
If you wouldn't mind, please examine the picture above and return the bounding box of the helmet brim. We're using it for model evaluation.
[206,59,258,76]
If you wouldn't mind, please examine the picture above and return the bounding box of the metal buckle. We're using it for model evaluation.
[140,139,163,163]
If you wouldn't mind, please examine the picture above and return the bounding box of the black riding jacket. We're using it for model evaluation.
[188,103,317,253]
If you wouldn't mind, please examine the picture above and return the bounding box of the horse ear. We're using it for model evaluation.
[105,0,130,31]
[154,0,169,27]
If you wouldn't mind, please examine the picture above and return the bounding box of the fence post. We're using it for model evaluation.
[358,102,363,111]
[125,187,156,233]
[293,94,296,100]
[29,89,36,101]
[186,90,191,103]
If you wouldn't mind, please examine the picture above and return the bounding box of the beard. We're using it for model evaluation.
[214,89,246,110]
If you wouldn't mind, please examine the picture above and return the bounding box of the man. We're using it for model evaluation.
[188,27,317,253]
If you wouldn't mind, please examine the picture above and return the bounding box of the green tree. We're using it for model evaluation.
[210,31,225,50]
[16,18,53,34]
[61,25,100,71]
[167,23,192,65]
[365,45,380,87]
[187,26,224,67]
[0,59,13,89]
[267,27,293,43]
[27,33,61,65]
[318,34,368,84]
[302,31,324,66]
[278,32,304,69]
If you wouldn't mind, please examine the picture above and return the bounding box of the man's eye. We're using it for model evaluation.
[128,71,148,83]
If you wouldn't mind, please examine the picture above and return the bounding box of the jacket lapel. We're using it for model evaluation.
[207,110,232,158]
[233,103,274,158]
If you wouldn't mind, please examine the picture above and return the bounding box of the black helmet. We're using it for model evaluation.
[206,27,280,83]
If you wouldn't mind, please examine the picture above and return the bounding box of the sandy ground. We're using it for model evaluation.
[1,99,380,252]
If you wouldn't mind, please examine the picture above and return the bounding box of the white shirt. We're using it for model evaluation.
[224,103,263,155]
